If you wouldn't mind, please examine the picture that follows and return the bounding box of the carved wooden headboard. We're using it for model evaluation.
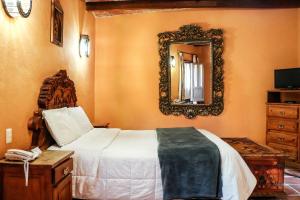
[28,70,77,150]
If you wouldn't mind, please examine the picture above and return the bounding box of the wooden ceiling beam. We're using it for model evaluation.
[86,0,300,11]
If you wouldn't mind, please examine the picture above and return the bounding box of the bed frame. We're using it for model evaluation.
[28,70,77,150]
[27,70,286,198]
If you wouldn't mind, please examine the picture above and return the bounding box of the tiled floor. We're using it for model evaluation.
[284,175,300,198]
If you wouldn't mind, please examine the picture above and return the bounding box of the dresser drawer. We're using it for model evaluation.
[267,119,298,132]
[268,106,298,119]
[267,131,298,147]
[268,143,297,160]
[53,158,73,185]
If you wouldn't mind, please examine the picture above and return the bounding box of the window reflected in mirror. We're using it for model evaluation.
[170,42,212,105]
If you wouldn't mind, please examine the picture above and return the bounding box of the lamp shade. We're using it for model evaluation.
[79,35,90,58]
[2,0,19,17]
[1,0,32,18]
[17,0,32,18]
[170,56,176,68]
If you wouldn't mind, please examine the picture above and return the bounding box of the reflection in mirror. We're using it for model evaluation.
[170,43,212,105]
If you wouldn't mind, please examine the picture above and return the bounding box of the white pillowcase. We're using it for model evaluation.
[42,107,82,147]
[67,106,94,135]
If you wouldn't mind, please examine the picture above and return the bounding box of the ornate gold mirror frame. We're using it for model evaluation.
[158,24,224,119]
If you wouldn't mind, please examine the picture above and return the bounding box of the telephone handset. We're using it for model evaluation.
[4,147,42,187]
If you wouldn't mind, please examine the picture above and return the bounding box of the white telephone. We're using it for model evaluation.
[5,147,42,187]
[5,147,42,162]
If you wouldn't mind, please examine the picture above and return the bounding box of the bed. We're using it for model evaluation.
[28,70,256,200]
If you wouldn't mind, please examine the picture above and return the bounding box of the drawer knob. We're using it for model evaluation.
[63,167,70,176]
[279,111,285,116]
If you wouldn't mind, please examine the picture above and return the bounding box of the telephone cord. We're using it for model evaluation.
[23,159,30,187]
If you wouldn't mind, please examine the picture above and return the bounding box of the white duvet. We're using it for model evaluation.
[49,128,256,200]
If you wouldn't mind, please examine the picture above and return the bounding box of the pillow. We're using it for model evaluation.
[42,107,82,147]
[67,106,94,135]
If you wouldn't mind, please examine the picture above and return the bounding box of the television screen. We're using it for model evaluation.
[275,68,300,89]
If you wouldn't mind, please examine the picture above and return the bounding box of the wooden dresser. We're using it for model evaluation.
[266,90,300,168]
[0,150,74,200]
[223,137,286,196]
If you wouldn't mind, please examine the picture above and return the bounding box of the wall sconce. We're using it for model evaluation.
[79,34,90,58]
[170,56,176,68]
[1,0,32,18]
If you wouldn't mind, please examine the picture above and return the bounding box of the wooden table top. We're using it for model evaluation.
[222,137,287,158]
[0,150,74,168]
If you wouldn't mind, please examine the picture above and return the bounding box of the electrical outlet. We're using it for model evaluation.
[6,128,12,144]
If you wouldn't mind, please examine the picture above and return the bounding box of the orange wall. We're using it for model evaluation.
[0,0,95,157]
[95,9,298,144]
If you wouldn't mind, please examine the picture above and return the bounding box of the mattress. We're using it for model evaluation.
[48,128,257,200]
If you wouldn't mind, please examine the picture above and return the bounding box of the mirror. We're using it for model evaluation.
[158,24,224,119]
[170,42,212,105]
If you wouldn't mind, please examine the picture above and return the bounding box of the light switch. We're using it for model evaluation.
[6,128,12,144]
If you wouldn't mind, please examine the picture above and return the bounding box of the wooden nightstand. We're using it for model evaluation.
[0,150,74,200]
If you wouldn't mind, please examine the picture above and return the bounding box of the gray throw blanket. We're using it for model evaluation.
[156,127,222,200]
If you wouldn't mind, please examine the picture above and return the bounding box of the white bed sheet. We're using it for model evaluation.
[49,128,256,200]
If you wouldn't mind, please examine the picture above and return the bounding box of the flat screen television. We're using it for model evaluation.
[275,68,300,89]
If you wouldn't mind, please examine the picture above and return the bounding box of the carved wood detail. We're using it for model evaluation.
[28,70,77,150]
[223,137,286,196]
